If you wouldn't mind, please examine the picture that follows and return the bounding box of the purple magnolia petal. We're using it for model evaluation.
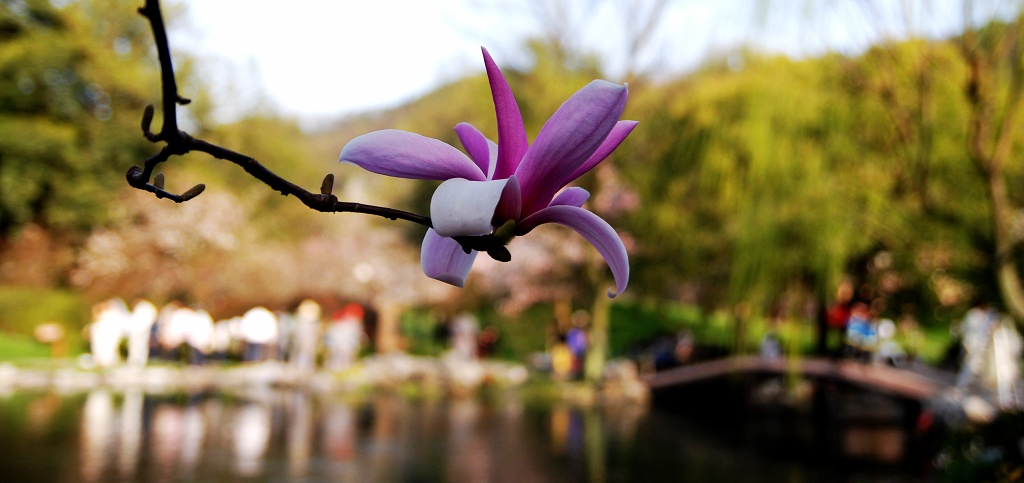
[430,178,510,237]
[550,187,590,207]
[519,205,629,297]
[421,229,478,287]
[482,47,528,180]
[515,80,628,216]
[494,175,521,223]
[568,120,638,181]
[340,129,485,181]
[455,122,492,179]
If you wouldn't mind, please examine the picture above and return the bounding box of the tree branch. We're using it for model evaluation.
[129,0,507,259]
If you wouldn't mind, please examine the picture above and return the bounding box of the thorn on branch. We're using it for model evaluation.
[154,172,165,189]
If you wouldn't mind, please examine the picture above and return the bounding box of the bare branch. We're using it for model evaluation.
[129,0,508,260]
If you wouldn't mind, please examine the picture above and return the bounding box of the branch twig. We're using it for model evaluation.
[129,0,507,259]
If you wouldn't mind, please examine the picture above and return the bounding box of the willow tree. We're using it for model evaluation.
[842,5,1024,322]
[960,16,1024,321]
[619,53,895,319]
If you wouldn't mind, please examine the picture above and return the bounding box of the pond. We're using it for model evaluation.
[0,386,930,482]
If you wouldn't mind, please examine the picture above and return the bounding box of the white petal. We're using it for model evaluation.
[430,178,511,237]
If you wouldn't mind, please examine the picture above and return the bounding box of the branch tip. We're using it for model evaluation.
[130,0,435,229]
[126,165,143,185]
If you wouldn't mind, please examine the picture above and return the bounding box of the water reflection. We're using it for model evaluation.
[0,387,931,482]
[287,391,313,478]
[233,402,270,476]
[150,402,183,479]
[119,390,142,478]
[80,390,113,483]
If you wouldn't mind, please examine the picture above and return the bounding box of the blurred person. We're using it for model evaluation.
[210,318,235,362]
[825,281,854,356]
[88,298,128,368]
[126,299,157,367]
[760,314,783,360]
[276,309,295,362]
[873,318,905,366]
[844,302,875,361]
[162,304,196,363]
[645,336,678,371]
[33,322,66,358]
[477,326,500,358]
[450,312,480,361]
[566,311,588,378]
[291,300,322,372]
[155,301,188,361]
[240,307,278,362]
[956,301,998,389]
[185,308,215,365]
[324,304,364,371]
[674,330,696,365]
[987,317,1022,408]
[551,334,573,381]
[760,331,782,360]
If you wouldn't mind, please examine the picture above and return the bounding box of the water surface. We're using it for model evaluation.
[0,387,927,482]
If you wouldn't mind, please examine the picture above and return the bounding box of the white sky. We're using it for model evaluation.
[173,0,1017,125]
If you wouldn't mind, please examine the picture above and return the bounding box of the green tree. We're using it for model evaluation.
[839,9,1024,323]
[0,0,158,243]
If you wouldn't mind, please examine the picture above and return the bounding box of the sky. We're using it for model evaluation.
[173,0,1017,125]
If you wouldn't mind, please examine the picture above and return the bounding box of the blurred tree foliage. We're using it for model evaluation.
[0,0,158,240]
[614,15,1024,328]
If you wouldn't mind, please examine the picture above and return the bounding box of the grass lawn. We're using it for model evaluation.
[0,332,51,361]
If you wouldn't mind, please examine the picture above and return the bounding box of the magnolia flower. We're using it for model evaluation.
[340,48,636,297]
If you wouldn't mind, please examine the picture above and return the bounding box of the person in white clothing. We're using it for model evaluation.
[126,299,157,367]
[240,307,279,362]
[89,298,129,368]
[956,302,998,389]
[291,300,322,372]
[185,308,215,365]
